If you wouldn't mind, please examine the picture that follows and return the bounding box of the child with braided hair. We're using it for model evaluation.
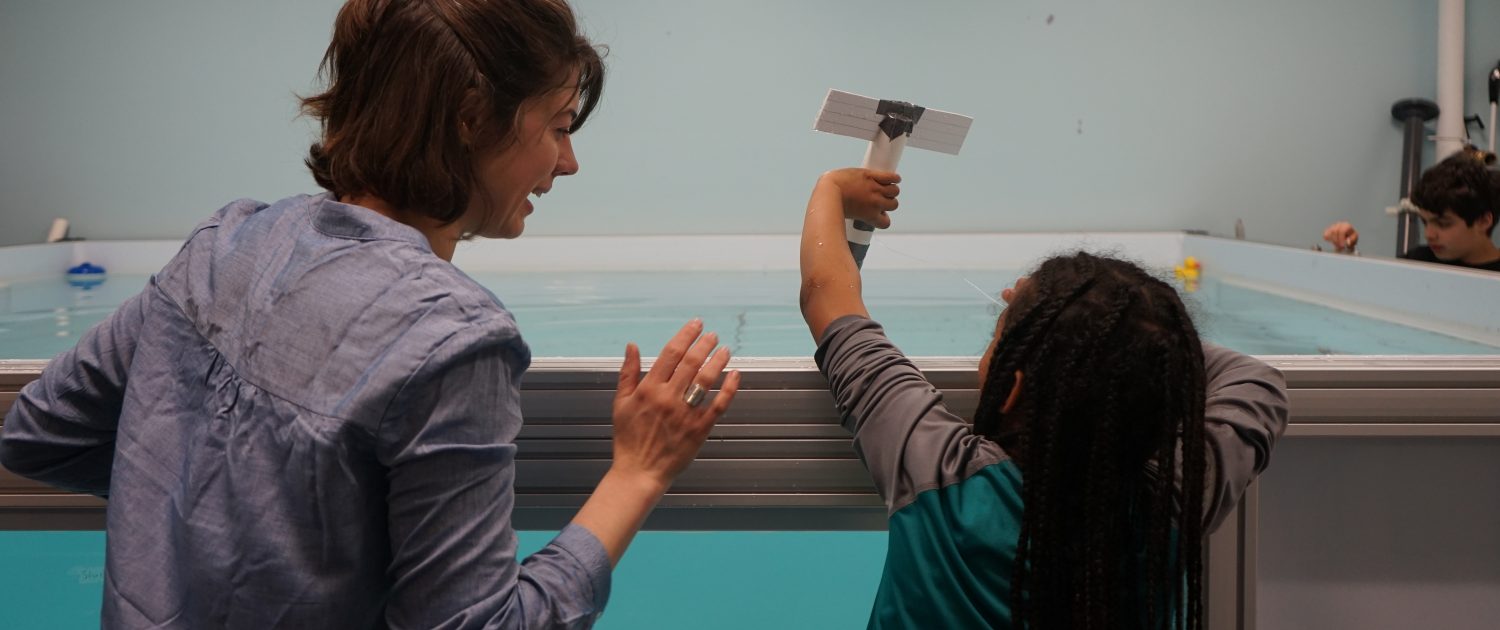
[799,168,1289,629]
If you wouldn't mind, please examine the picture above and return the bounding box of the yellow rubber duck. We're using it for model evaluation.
[1173,256,1201,281]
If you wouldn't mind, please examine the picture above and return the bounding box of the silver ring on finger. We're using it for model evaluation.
[682,382,708,408]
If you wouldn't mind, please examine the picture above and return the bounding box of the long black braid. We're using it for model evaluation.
[973,252,1208,630]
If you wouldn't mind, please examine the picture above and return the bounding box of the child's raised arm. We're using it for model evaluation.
[799,168,901,340]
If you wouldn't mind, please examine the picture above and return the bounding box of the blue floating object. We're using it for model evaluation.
[66,262,107,289]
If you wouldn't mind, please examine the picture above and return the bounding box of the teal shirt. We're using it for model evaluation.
[875,462,1024,628]
[814,315,1288,629]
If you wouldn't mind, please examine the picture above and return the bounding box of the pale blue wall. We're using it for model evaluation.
[2,0,1498,254]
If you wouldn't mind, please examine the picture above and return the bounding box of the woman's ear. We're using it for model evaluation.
[1001,370,1024,414]
[457,88,488,146]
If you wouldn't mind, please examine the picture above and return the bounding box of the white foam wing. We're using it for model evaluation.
[813,89,973,155]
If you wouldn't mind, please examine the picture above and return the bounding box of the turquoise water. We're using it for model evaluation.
[0,531,887,630]
[1,270,1496,359]
[3,269,1496,627]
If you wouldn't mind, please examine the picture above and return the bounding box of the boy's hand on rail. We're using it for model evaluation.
[1322,221,1359,253]
[821,168,901,229]
[610,319,741,491]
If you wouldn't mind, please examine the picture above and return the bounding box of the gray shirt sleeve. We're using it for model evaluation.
[0,280,154,497]
[814,316,1289,533]
[815,315,1007,514]
[379,328,611,629]
[1199,344,1289,532]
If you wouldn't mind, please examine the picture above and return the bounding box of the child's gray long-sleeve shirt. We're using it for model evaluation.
[814,314,1289,628]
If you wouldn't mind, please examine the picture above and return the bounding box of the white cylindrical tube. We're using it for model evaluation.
[862,131,908,171]
[1436,0,1465,160]
[846,132,908,265]
[1489,102,1496,152]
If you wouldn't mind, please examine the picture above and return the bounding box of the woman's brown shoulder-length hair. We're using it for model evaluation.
[300,0,604,223]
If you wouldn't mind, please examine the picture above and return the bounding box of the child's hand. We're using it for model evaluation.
[819,168,902,228]
[1322,221,1359,253]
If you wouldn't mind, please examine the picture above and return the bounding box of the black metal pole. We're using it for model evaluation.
[1391,99,1439,257]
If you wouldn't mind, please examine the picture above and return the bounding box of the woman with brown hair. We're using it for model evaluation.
[0,1,734,627]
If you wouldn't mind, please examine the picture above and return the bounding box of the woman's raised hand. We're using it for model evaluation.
[610,319,740,489]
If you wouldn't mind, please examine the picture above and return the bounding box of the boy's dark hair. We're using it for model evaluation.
[973,252,1207,630]
[300,0,605,224]
[1411,148,1499,236]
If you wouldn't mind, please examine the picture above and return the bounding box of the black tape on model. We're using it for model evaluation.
[875,100,926,140]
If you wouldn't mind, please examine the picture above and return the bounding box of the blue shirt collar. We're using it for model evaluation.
[312,193,434,252]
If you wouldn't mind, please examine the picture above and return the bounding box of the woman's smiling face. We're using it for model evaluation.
[465,84,582,239]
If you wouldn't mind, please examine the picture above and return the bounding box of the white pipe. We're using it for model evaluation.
[1489,102,1497,152]
[1491,64,1500,151]
[1436,0,1465,159]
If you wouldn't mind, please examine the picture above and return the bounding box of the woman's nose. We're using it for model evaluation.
[555,137,579,177]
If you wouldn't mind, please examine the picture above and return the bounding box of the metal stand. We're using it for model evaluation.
[1391,99,1439,257]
